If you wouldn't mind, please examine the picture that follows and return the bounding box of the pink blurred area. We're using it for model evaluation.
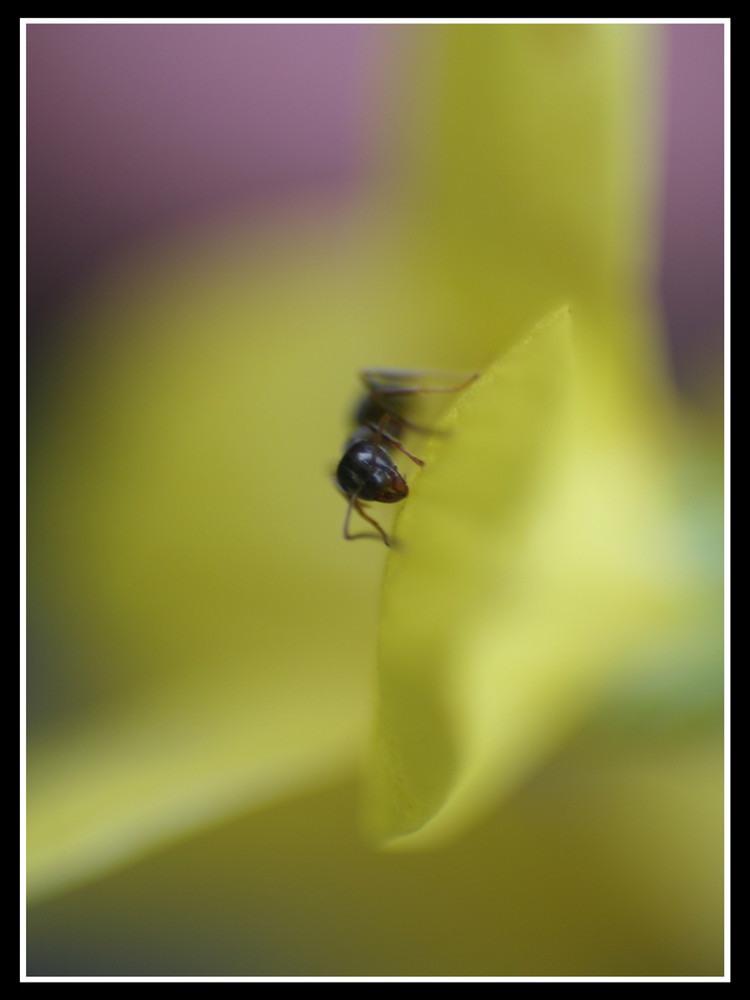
[660,24,724,382]
[26,23,381,331]
[25,23,724,381]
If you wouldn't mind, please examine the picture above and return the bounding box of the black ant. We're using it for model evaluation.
[335,369,478,547]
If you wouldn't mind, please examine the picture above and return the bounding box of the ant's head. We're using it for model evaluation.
[336,441,408,504]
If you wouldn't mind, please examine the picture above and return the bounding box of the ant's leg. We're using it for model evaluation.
[342,492,391,546]
[360,371,479,399]
[354,500,391,546]
[364,422,424,466]
[359,371,479,434]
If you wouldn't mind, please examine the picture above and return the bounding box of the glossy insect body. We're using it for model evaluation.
[336,440,408,503]
[335,369,478,547]
[336,427,415,547]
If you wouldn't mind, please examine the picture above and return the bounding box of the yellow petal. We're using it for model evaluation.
[367,305,705,845]
[27,737,723,976]
[396,25,664,370]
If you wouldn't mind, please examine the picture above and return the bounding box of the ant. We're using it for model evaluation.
[335,369,478,547]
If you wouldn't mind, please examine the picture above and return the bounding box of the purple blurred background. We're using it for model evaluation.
[659,24,724,385]
[25,23,724,386]
[26,24,377,335]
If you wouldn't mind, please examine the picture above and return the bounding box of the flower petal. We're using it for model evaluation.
[367,305,703,845]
